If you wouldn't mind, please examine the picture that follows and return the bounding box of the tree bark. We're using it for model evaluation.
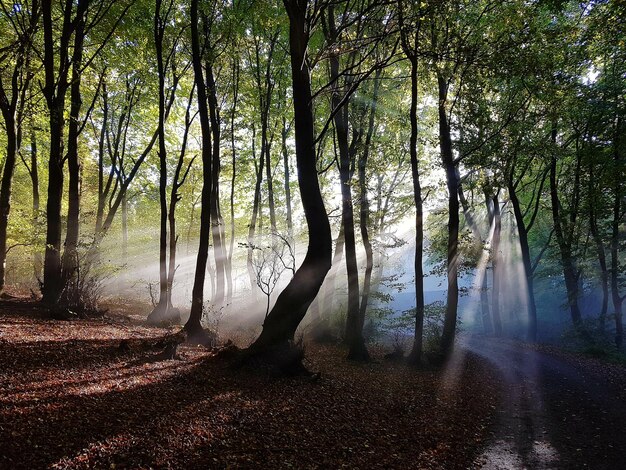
[61,0,89,302]
[147,0,174,324]
[437,72,460,358]
[491,193,502,336]
[549,121,583,328]
[185,0,213,340]
[587,163,608,332]
[508,174,538,342]
[611,116,623,347]
[42,0,72,305]
[325,5,367,361]
[206,63,226,308]
[405,56,425,364]
[247,0,332,355]
[282,115,293,238]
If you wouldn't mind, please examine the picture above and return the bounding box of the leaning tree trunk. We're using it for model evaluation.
[437,72,460,358]
[247,0,332,358]
[508,175,538,342]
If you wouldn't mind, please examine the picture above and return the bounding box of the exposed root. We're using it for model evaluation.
[235,340,318,378]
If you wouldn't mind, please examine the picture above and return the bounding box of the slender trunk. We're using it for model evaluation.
[437,72,460,357]
[0,116,17,294]
[588,163,608,332]
[206,64,225,308]
[226,59,239,306]
[491,193,502,336]
[282,116,293,238]
[248,124,263,290]
[549,121,583,328]
[508,176,538,342]
[324,5,366,361]
[185,0,213,338]
[61,0,88,300]
[248,0,332,353]
[30,125,42,280]
[611,117,623,347]
[122,193,128,272]
[95,83,108,234]
[357,71,381,358]
[147,0,172,324]
[322,226,345,321]
[405,57,424,364]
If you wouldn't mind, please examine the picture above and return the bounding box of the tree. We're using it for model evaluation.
[0,0,40,295]
[246,0,332,365]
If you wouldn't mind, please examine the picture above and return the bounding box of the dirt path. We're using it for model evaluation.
[462,336,626,470]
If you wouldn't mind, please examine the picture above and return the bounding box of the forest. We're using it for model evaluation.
[0,0,624,468]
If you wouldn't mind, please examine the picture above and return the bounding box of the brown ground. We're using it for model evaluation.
[0,298,500,469]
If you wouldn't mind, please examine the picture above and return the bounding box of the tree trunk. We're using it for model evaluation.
[147,0,174,324]
[61,0,88,303]
[357,70,381,358]
[42,0,72,305]
[587,163,608,332]
[247,124,263,291]
[325,6,367,361]
[508,175,538,342]
[611,117,623,347]
[185,0,213,340]
[226,59,239,307]
[437,72,460,358]
[0,113,17,295]
[206,64,226,308]
[549,121,583,328]
[122,193,128,275]
[282,115,293,238]
[30,124,42,280]
[491,193,502,336]
[403,58,424,364]
[247,0,332,356]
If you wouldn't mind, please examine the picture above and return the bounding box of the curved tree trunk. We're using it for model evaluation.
[247,0,332,356]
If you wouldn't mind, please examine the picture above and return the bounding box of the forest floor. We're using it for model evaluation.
[0,297,500,470]
[2,298,625,469]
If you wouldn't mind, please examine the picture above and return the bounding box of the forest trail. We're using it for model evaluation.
[461,336,626,470]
